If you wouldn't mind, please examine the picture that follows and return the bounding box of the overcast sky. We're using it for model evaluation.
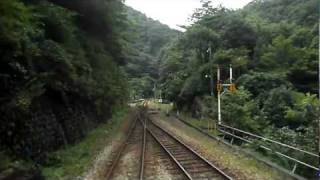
[125,0,253,31]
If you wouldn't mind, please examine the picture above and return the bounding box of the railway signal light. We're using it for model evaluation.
[229,83,236,93]
[217,83,222,92]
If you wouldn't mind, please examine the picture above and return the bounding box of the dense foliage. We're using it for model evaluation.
[0,0,128,164]
[158,0,319,177]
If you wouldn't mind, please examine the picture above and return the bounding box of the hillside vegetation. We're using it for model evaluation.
[158,0,318,177]
[0,0,178,178]
[123,6,180,98]
[0,0,128,162]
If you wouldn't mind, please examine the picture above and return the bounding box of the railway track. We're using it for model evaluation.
[147,120,232,180]
[105,110,232,180]
[144,131,188,179]
[105,117,146,180]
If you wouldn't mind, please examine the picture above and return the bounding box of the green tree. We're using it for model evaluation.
[184,25,220,63]
[221,88,263,133]
[261,86,294,127]
[237,72,290,97]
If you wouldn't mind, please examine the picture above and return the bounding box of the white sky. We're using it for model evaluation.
[125,0,253,31]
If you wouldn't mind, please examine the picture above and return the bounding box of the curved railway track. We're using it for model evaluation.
[105,110,232,180]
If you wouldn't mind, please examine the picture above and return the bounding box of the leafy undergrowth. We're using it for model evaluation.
[148,100,173,112]
[0,152,13,171]
[41,106,129,179]
[178,112,219,135]
[0,152,34,173]
[0,152,43,180]
[149,102,218,135]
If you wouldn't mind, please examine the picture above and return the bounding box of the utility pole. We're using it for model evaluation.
[153,83,156,102]
[230,64,233,83]
[207,44,214,96]
[159,89,162,103]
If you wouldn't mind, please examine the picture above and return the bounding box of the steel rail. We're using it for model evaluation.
[149,120,233,180]
[147,128,193,180]
[139,117,146,180]
[105,118,138,180]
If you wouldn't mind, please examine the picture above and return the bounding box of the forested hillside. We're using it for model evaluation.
[158,0,318,177]
[123,7,180,98]
[0,0,128,167]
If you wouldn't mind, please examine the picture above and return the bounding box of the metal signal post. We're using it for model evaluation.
[206,44,214,96]
[217,64,236,125]
[217,66,221,125]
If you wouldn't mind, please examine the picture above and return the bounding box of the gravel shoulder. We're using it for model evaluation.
[150,113,294,180]
[83,109,136,180]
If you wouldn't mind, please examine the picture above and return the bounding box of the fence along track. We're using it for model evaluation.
[218,124,319,176]
[147,120,233,180]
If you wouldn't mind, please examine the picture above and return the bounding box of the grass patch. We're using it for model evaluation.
[148,101,218,135]
[0,152,14,171]
[151,102,219,136]
[0,152,36,176]
[41,106,129,179]
[148,100,173,112]
[177,112,219,136]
